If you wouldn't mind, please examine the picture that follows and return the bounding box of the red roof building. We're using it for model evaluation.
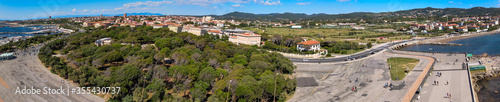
[297,40,320,45]
[297,40,321,52]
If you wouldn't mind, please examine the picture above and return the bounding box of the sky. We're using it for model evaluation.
[0,0,499,20]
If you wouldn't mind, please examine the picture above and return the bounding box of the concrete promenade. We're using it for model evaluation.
[391,50,473,102]
[288,51,434,102]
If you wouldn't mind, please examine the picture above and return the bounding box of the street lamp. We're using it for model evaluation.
[226,80,232,102]
[274,73,279,102]
[140,76,146,102]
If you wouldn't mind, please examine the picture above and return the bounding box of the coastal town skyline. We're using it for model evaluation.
[1,0,500,20]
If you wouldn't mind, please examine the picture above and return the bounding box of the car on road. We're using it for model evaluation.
[371,52,375,54]
[302,58,308,61]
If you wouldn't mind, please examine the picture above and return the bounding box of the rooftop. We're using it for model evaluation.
[297,40,320,45]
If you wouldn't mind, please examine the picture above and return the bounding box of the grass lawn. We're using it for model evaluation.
[387,57,420,80]
[242,27,387,37]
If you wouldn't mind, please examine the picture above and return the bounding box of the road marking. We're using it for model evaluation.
[0,75,9,89]
[310,87,318,94]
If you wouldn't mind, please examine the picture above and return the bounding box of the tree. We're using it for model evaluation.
[366,42,372,48]
[209,58,219,68]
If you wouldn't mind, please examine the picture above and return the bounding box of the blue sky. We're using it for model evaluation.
[0,0,499,20]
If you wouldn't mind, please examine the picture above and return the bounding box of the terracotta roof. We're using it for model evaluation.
[297,40,320,45]
[208,30,221,33]
[240,33,261,37]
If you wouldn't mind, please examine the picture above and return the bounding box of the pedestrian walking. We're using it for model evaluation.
[447,81,449,85]
[434,81,436,85]
[437,81,439,85]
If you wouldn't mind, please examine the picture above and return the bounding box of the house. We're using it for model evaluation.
[208,30,222,37]
[434,26,443,31]
[297,40,321,52]
[291,25,302,29]
[480,24,490,29]
[456,27,468,32]
[95,38,112,46]
[443,25,454,29]
[153,24,167,29]
[94,22,108,28]
[82,22,94,27]
[186,27,207,36]
[418,25,428,30]
[236,33,261,46]
[469,26,479,30]
[228,33,261,46]
[168,25,183,33]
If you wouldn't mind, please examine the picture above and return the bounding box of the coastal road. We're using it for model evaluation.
[287,39,417,63]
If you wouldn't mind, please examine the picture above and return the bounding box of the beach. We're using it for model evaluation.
[424,29,500,43]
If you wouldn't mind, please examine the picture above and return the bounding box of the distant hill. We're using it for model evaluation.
[213,7,500,21]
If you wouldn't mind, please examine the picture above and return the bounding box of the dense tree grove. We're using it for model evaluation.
[38,26,297,102]
[0,33,62,52]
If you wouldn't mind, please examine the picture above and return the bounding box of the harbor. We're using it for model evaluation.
[0,24,73,46]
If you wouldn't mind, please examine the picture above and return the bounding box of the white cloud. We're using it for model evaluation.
[448,1,462,4]
[82,9,89,12]
[232,4,244,7]
[114,1,173,10]
[263,0,281,5]
[72,8,76,12]
[296,2,311,5]
[336,0,351,2]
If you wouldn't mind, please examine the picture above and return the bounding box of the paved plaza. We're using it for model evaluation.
[0,46,104,102]
[289,51,434,102]
[392,50,473,102]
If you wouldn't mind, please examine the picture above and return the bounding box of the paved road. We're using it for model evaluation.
[287,39,417,63]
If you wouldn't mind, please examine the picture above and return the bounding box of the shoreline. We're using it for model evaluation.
[470,56,500,102]
[472,70,500,101]
[428,29,500,43]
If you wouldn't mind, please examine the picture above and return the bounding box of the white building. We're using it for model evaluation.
[95,38,112,46]
[297,40,321,52]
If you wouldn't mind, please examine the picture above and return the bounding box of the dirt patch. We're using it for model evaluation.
[0,75,9,89]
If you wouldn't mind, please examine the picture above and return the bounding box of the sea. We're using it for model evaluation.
[401,33,500,55]
[401,33,500,101]
[0,26,40,38]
